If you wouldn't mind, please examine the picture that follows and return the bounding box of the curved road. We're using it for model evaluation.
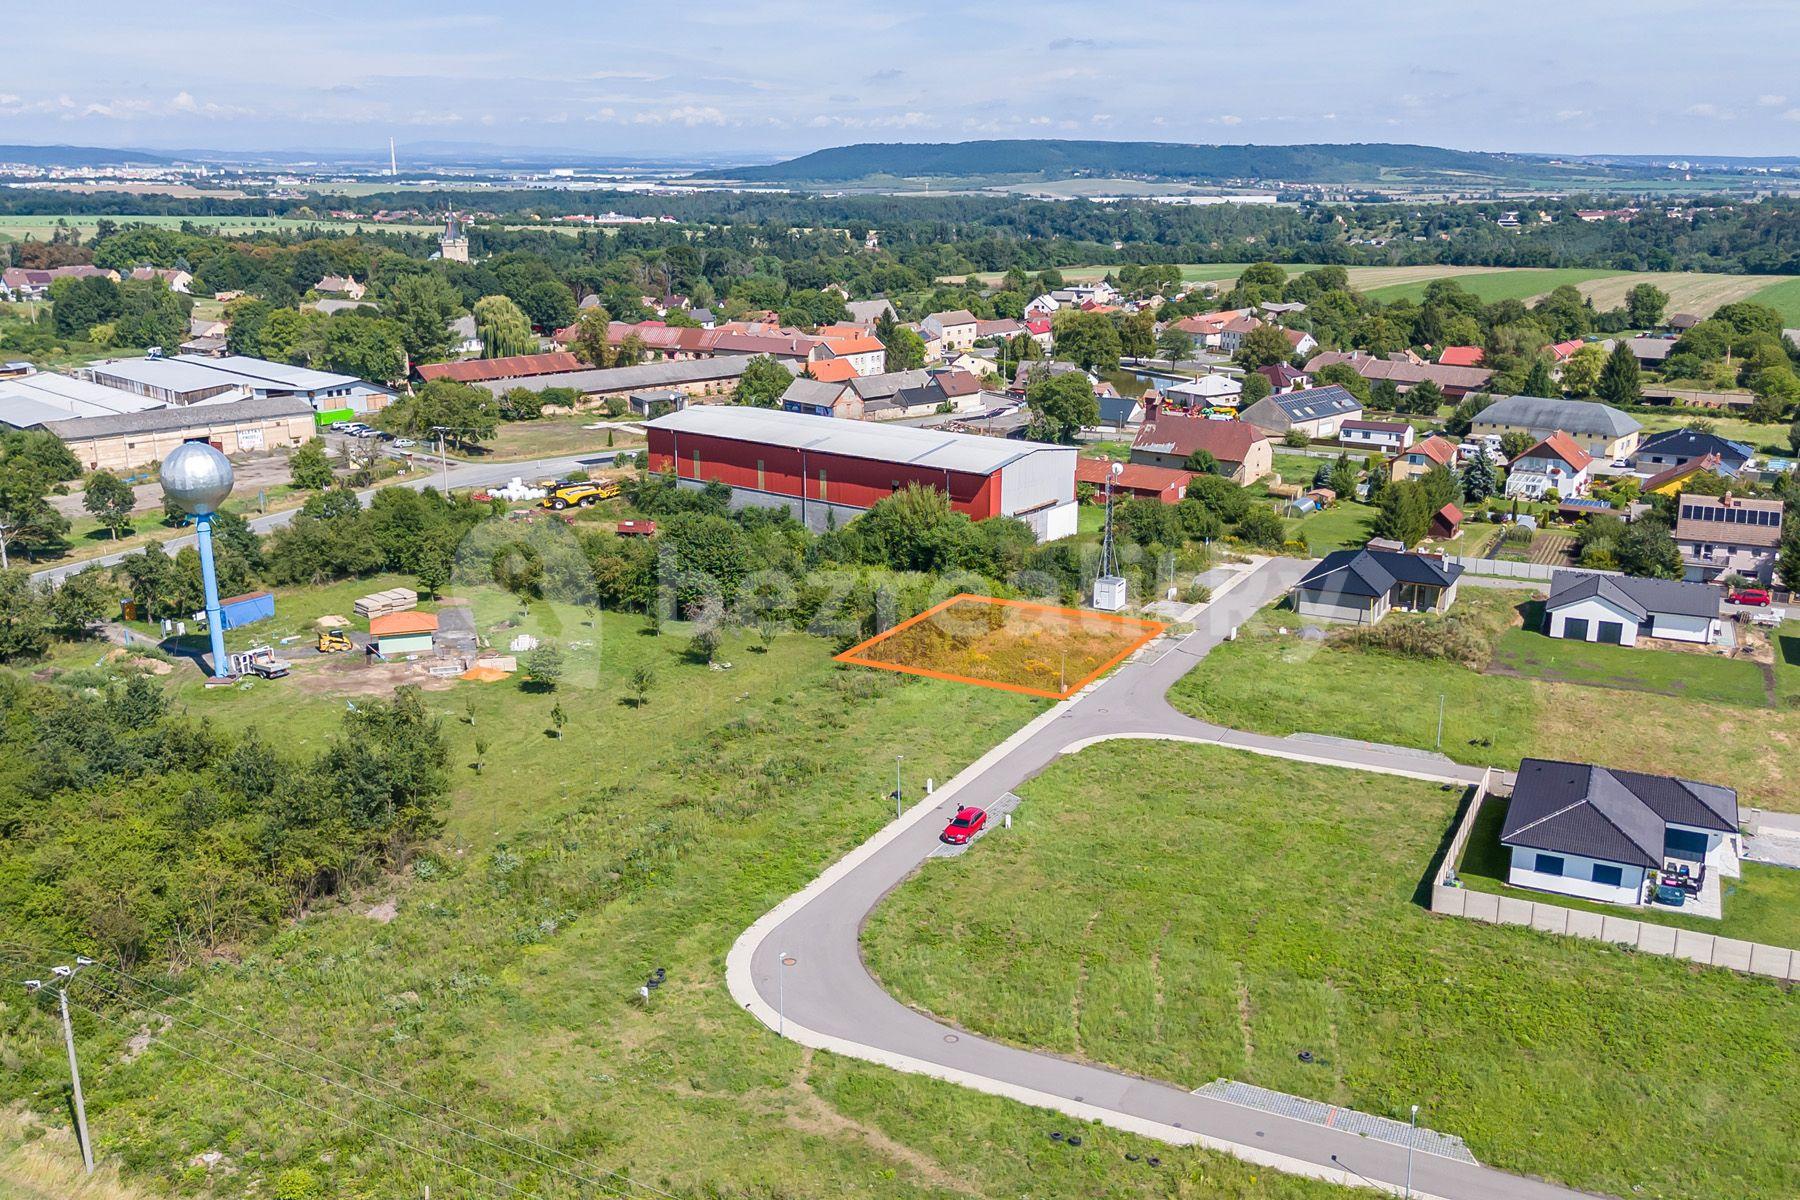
[730,558,1598,1200]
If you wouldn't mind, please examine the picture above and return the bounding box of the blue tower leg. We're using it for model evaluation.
[195,512,230,678]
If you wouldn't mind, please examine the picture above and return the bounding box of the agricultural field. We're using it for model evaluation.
[1169,588,1800,809]
[951,261,1800,323]
[0,213,442,242]
[7,611,1367,1200]
[862,739,1800,1200]
[1455,795,1800,947]
[837,594,1164,698]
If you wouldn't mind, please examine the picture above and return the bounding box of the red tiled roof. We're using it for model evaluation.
[935,370,982,397]
[1547,339,1585,362]
[806,358,859,383]
[1437,346,1485,367]
[822,332,884,356]
[1075,457,1192,497]
[1131,414,1268,465]
[1519,430,1594,470]
[1435,502,1463,526]
[417,352,582,383]
[1411,435,1459,466]
[369,612,439,636]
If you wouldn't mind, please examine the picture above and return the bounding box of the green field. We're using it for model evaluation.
[1745,276,1800,325]
[4,612,1379,1200]
[1284,500,1373,554]
[1361,268,1620,305]
[862,740,1800,1199]
[1456,795,1800,946]
[1168,589,1800,809]
[1492,609,1770,707]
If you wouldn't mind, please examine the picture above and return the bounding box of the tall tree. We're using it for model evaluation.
[1520,355,1557,398]
[82,471,135,539]
[472,294,536,358]
[288,439,335,490]
[735,355,792,408]
[1625,282,1668,328]
[386,273,461,363]
[1024,371,1099,443]
[1596,340,1642,407]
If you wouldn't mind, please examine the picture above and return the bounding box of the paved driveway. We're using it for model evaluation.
[731,558,1596,1200]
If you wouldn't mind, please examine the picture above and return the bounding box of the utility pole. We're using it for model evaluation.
[1435,694,1445,750]
[431,426,451,492]
[25,957,96,1175]
[0,515,11,570]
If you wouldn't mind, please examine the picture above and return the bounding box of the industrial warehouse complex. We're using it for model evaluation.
[645,405,1078,539]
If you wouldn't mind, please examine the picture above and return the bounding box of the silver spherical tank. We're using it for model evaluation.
[160,441,235,515]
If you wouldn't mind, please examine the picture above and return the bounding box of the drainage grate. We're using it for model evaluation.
[1191,1081,1478,1164]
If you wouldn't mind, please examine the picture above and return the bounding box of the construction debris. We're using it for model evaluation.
[354,588,419,619]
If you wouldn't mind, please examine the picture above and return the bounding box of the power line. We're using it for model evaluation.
[79,974,663,1199]
[8,944,678,1200]
[70,999,543,1199]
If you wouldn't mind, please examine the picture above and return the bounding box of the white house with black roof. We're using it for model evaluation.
[1541,570,1723,646]
[1629,428,1753,478]
[1238,384,1363,439]
[1499,758,1740,910]
[1290,547,1463,625]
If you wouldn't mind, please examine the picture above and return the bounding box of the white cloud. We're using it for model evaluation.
[1684,102,1733,120]
[1217,114,1242,126]
[1757,93,1787,107]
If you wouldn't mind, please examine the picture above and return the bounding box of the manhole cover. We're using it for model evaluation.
[943,1034,959,1043]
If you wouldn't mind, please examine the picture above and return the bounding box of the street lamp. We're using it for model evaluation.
[1406,1103,1420,1199]
[24,957,96,1175]
[894,755,905,820]
[777,952,796,1038]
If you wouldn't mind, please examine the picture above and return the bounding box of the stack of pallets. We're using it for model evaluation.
[354,587,418,620]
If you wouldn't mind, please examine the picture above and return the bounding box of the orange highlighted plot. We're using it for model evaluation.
[835,594,1167,700]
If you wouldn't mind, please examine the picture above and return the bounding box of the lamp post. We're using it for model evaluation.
[1406,1103,1419,1199]
[24,957,96,1174]
[159,442,235,680]
[894,754,904,820]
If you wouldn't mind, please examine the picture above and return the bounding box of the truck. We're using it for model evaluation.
[231,645,291,679]
[539,479,622,510]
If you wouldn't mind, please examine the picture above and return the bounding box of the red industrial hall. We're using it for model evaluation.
[644,406,1078,540]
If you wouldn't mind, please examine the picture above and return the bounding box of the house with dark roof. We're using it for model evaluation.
[1630,428,1753,478]
[1470,394,1642,461]
[1339,418,1414,453]
[779,377,861,420]
[1238,384,1363,439]
[1129,412,1272,483]
[1542,569,1723,646]
[1290,548,1463,624]
[1499,758,1740,911]
[1255,362,1309,392]
[1303,351,1492,398]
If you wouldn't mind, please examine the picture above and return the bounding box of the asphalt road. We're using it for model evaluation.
[27,449,627,587]
[732,557,1600,1200]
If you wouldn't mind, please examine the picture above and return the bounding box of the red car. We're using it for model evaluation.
[1727,588,1773,607]
[940,806,988,845]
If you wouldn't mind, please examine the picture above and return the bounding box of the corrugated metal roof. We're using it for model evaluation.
[647,404,1069,475]
[474,355,770,396]
[38,394,314,439]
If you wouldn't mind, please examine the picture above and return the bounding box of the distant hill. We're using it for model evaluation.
[713,140,1635,186]
[0,144,178,168]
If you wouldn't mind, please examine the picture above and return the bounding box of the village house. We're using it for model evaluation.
[1542,570,1724,647]
[1672,492,1783,584]
[1129,408,1272,484]
[1290,547,1464,625]
[1238,384,1363,440]
[1389,434,1458,482]
[779,377,863,420]
[1338,418,1415,453]
[1505,431,1594,500]
[921,310,980,352]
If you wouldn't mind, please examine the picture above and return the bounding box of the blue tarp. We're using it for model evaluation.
[218,590,275,631]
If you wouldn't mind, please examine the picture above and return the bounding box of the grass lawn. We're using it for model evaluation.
[1269,451,1324,483]
[1169,588,1800,809]
[1775,619,1800,707]
[1745,275,1800,325]
[1285,501,1372,554]
[862,740,1800,1200]
[1455,794,1800,946]
[446,415,645,465]
[1492,608,1770,708]
[1363,267,1620,306]
[4,611,1373,1200]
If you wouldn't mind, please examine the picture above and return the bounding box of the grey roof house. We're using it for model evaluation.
[1238,384,1363,438]
[1498,758,1741,912]
[1542,569,1723,646]
[1291,547,1463,625]
[1469,394,1643,458]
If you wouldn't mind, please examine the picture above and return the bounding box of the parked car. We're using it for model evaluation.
[940,806,988,845]
[393,438,417,448]
[1727,588,1773,607]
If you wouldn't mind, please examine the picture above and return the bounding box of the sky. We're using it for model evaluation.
[7,1,1800,161]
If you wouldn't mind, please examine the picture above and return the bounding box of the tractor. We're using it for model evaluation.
[316,629,355,654]
[539,479,622,510]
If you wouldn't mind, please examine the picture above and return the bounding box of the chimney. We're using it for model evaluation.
[1143,393,1160,421]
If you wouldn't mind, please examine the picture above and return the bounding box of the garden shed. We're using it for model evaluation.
[369,611,438,657]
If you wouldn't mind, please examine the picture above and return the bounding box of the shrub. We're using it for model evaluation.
[1336,610,1494,668]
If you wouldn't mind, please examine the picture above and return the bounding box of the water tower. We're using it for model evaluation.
[160,442,235,680]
